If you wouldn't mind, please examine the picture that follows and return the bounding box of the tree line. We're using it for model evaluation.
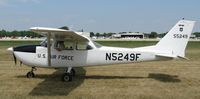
[90,32,200,38]
[0,29,42,38]
[90,32,167,38]
[0,29,200,39]
[193,32,200,37]
[0,26,69,38]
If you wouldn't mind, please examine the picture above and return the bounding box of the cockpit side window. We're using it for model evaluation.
[64,41,74,50]
[54,39,93,51]
[54,40,74,51]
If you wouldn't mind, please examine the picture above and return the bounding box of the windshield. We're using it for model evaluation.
[40,39,47,47]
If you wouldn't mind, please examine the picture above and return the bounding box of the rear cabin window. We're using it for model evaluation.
[64,41,74,50]
[77,42,87,50]
[76,42,93,50]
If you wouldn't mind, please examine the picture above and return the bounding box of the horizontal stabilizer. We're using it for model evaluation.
[156,53,189,60]
[177,56,189,60]
[156,53,177,59]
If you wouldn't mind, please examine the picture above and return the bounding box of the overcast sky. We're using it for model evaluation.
[0,0,199,33]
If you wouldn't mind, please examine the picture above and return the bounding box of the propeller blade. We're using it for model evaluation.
[20,61,22,66]
[13,53,17,65]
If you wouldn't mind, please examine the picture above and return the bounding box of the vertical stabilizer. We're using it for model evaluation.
[155,20,195,58]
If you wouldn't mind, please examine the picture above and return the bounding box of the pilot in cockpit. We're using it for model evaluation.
[55,41,65,51]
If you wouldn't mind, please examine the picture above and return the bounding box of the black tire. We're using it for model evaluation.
[62,73,72,82]
[26,71,35,78]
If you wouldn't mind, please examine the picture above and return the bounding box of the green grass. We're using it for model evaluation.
[0,40,199,99]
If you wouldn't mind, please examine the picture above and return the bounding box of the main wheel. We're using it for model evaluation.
[62,73,72,82]
[26,71,35,78]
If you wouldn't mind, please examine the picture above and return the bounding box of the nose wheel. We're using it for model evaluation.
[26,67,36,78]
[26,71,35,78]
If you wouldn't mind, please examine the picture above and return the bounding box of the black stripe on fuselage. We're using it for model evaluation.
[14,45,40,53]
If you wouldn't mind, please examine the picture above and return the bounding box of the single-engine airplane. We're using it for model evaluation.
[7,19,195,82]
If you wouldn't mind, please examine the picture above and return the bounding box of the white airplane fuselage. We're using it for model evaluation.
[14,45,160,68]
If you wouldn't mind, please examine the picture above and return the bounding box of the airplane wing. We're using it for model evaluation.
[30,27,89,42]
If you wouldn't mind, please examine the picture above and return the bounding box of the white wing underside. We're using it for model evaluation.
[30,27,89,42]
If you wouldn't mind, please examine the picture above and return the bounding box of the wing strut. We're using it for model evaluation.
[47,32,51,66]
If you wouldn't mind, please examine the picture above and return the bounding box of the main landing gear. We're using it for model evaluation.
[26,67,37,78]
[62,67,76,82]
[26,67,76,82]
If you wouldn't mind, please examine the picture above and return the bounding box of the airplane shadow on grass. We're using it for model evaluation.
[17,67,86,96]
[16,68,180,96]
[85,73,181,83]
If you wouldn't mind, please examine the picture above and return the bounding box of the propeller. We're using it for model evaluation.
[20,61,22,66]
[13,53,17,65]
[12,53,23,66]
[7,47,17,65]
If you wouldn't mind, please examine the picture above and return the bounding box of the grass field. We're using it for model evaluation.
[0,41,200,99]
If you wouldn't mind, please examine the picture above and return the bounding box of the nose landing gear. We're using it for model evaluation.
[26,67,37,78]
